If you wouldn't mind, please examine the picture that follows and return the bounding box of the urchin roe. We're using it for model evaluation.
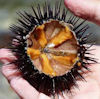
[26,20,79,77]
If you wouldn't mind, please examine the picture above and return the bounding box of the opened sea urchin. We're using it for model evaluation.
[10,0,97,98]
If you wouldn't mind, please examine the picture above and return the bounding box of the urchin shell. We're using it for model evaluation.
[10,0,97,97]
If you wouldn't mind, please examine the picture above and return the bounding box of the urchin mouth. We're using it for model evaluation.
[26,20,79,77]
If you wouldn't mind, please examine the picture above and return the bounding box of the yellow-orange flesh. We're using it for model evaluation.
[26,20,79,77]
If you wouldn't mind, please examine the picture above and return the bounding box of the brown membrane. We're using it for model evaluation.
[26,20,79,77]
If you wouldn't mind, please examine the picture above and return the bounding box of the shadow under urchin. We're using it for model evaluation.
[10,0,97,98]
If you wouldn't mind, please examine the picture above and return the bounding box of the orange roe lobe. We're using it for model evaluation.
[52,54,77,66]
[27,48,41,60]
[33,24,47,48]
[40,53,56,77]
[26,20,79,77]
[48,26,72,47]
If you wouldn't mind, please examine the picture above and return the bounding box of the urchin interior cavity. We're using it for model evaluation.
[26,20,78,77]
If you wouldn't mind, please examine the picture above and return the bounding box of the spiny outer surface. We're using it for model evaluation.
[10,0,97,97]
